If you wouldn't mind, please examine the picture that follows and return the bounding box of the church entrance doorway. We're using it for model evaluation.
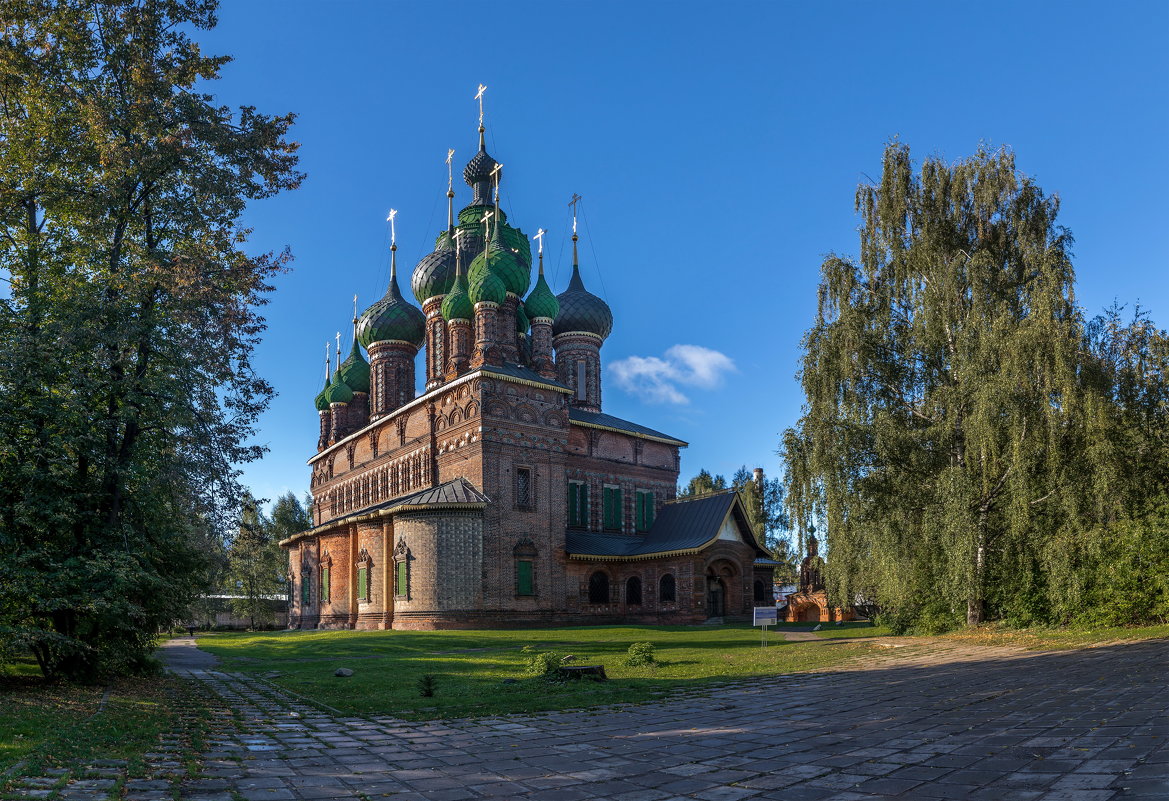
[798,605,821,622]
[707,576,725,618]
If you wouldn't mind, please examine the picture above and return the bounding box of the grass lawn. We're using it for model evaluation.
[196,622,890,719]
[0,654,205,777]
[939,621,1169,650]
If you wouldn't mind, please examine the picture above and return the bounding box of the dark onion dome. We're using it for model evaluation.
[524,262,559,321]
[324,370,354,405]
[359,257,426,348]
[553,245,613,340]
[410,243,458,304]
[463,140,499,187]
[468,265,506,306]
[441,269,473,321]
[314,374,330,412]
[337,337,370,394]
[515,300,530,334]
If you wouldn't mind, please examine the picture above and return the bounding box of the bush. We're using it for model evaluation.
[623,642,656,667]
[523,648,567,677]
[417,674,437,697]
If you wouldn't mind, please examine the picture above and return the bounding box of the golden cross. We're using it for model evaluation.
[385,208,397,244]
[490,161,503,203]
[475,83,487,125]
[568,193,582,233]
[533,228,546,254]
[480,209,494,241]
[352,293,358,320]
[446,149,455,191]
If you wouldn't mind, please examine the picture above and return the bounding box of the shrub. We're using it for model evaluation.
[524,649,567,677]
[623,642,656,667]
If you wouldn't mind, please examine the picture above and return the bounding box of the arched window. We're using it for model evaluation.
[588,571,609,604]
[626,577,642,606]
[659,573,676,603]
[753,580,765,604]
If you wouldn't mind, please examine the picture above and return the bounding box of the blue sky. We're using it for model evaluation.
[195,1,1169,507]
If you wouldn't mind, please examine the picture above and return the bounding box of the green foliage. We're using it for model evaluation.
[522,647,567,677]
[783,142,1169,630]
[679,469,727,497]
[0,0,301,680]
[226,494,290,629]
[622,642,656,667]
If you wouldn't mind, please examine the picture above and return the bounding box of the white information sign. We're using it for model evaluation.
[753,607,778,626]
[754,606,778,647]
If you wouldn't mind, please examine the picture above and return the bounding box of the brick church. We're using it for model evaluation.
[282,108,776,630]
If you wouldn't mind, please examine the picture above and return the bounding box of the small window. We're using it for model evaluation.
[516,560,534,596]
[659,573,676,603]
[576,360,587,401]
[568,481,588,528]
[516,467,533,509]
[357,565,369,602]
[301,571,312,604]
[588,571,609,604]
[636,490,655,532]
[603,486,622,531]
[396,560,408,598]
[320,566,331,604]
[626,576,642,606]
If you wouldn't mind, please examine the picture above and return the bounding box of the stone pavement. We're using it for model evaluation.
[155,637,1168,801]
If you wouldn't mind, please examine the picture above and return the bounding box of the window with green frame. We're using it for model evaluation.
[516,560,533,596]
[568,481,588,527]
[395,559,408,598]
[636,490,655,532]
[357,565,368,601]
[301,571,311,604]
[603,486,622,531]
[320,565,330,604]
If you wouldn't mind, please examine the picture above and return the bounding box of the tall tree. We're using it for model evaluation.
[783,142,1109,630]
[730,466,795,581]
[679,469,727,497]
[0,0,301,678]
[226,496,285,630]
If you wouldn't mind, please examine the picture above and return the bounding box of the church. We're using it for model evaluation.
[281,97,776,630]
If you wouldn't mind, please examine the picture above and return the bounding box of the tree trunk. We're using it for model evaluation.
[967,508,988,626]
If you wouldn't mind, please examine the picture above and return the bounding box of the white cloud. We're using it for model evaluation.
[610,344,736,404]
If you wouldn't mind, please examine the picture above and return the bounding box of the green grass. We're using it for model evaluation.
[196,623,890,719]
[939,621,1169,650]
[0,656,192,776]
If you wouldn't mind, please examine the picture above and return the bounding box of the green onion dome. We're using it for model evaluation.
[467,223,529,298]
[468,264,506,307]
[441,271,474,321]
[314,375,330,412]
[524,271,559,321]
[324,370,354,405]
[499,223,532,269]
[458,204,507,227]
[515,301,530,334]
[553,262,613,340]
[411,244,458,304]
[358,266,426,349]
[337,338,370,394]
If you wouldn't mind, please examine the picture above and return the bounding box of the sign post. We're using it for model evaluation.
[754,606,778,647]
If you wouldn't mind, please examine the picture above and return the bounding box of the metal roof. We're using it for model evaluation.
[566,491,763,560]
[568,409,687,446]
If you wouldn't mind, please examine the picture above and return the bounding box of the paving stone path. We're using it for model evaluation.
[163,637,1168,801]
[8,636,1165,801]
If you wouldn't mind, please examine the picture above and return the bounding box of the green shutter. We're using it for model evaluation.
[603,487,622,530]
[636,491,655,532]
[580,483,588,527]
[646,492,654,528]
[301,573,311,604]
[321,566,330,603]
[396,560,407,597]
[357,566,368,601]
[568,482,578,526]
[517,560,533,595]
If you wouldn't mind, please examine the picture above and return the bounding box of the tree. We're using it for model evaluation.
[226,496,286,630]
[0,1,301,678]
[679,469,727,497]
[782,142,1121,631]
[730,466,796,583]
